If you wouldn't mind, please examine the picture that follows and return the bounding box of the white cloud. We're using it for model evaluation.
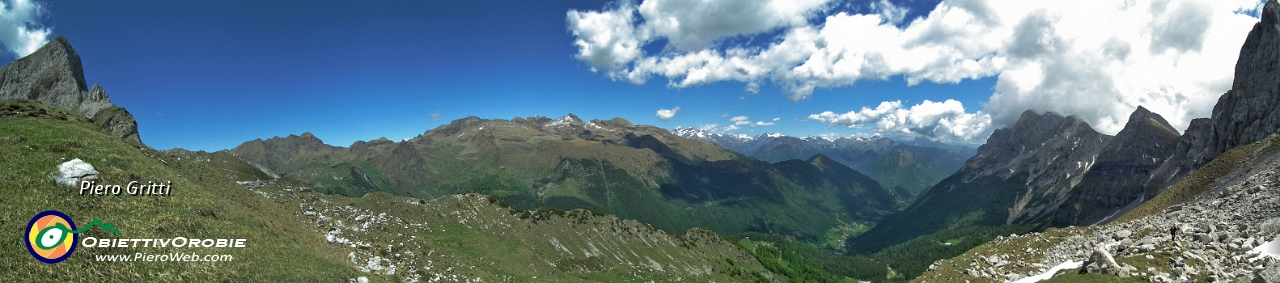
[429,111,442,122]
[698,115,777,132]
[808,99,992,143]
[0,0,50,58]
[569,0,1263,135]
[655,106,680,121]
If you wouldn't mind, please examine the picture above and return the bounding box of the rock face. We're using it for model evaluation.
[1149,0,1280,194]
[1055,106,1181,226]
[1209,0,1280,160]
[0,36,140,145]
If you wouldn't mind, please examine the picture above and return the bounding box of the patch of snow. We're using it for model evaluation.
[1011,261,1081,283]
[1249,237,1280,260]
[546,115,580,127]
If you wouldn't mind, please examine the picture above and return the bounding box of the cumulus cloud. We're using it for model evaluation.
[656,106,680,121]
[568,0,1262,135]
[808,99,992,143]
[0,0,50,58]
[429,111,442,122]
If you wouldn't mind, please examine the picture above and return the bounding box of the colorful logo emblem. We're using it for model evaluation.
[25,210,79,264]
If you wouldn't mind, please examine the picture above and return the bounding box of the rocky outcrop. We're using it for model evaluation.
[851,111,1112,253]
[1055,106,1181,226]
[1146,118,1213,193]
[0,36,141,145]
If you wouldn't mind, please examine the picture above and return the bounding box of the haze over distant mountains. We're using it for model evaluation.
[672,128,973,195]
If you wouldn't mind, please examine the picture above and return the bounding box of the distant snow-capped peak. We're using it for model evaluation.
[672,128,794,142]
[545,114,582,128]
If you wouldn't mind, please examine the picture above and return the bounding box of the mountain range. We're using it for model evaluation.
[231,114,908,243]
[671,128,972,195]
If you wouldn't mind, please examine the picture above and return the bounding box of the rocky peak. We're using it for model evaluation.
[546,113,583,127]
[1098,106,1179,164]
[972,111,1109,177]
[1,36,97,114]
[1125,106,1175,133]
[806,153,835,165]
[297,132,320,141]
[1053,107,1181,226]
[0,36,140,145]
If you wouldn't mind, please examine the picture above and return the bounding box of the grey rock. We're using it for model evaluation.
[1081,246,1121,275]
[52,158,97,186]
[1116,229,1133,240]
[1149,0,1280,193]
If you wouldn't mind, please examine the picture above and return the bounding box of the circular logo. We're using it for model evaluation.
[25,210,78,264]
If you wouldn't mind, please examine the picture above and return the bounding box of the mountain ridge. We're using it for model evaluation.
[673,128,970,195]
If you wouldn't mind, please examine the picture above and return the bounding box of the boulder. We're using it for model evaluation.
[52,158,97,186]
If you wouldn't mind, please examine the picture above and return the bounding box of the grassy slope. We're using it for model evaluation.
[0,100,364,282]
[0,100,775,282]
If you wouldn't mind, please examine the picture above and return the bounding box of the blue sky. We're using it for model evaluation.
[3,0,1265,150]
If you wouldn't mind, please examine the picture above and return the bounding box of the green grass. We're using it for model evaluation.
[0,100,367,282]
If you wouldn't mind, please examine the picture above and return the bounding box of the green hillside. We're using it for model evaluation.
[0,100,363,281]
[0,100,775,282]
